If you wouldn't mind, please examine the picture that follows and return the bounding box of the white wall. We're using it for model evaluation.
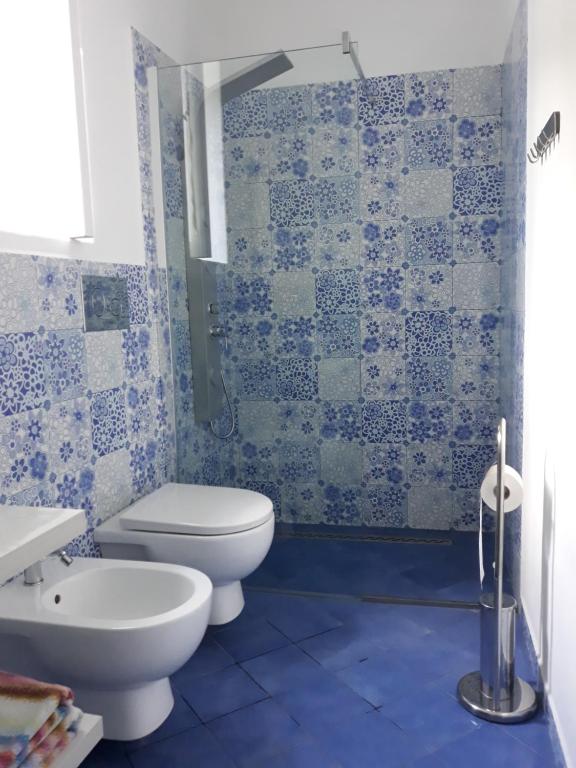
[523,1,576,765]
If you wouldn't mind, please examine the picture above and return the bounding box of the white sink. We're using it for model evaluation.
[0,506,85,584]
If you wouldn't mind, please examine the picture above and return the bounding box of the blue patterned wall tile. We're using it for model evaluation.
[53,468,95,518]
[408,486,453,529]
[405,70,453,119]
[361,354,405,398]
[453,401,498,443]
[273,226,316,271]
[268,86,311,132]
[358,75,405,126]
[453,355,498,401]
[452,487,493,531]
[233,318,274,356]
[36,261,83,330]
[315,176,359,223]
[406,356,452,400]
[405,311,452,356]
[405,120,453,169]
[48,397,91,473]
[276,358,318,400]
[322,484,362,525]
[238,442,278,481]
[453,263,500,309]
[121,326,154,381]
[404,170,453,218]
[278,402,319,439]
[224,137,269,182]
[315,270,360,314]
[453,165,503,216]
[407,401,451,443]
[405,217,452,265]
[312,80,357,127]
[269,132,311,180]
[129,437,160,496]
[95,448,133,521]
[453,66,502,117]
[272,272,316,314]
[117,265,149,325]
[407,443,451,485]
[279,442,319,483]
[276,316,315,357]
[361,268,405,312]
[452,443,496,488]
[406,265,452,310]
[363,444,405,484]
[85,330,124,391]
[9,480,54,508]
[320,442,363,484]
[453,216,500,262]
[223,91,269,138]
[236,360,276,400]
[0,332,46,416]
[0,409,49,495]
[363,484,407,527]
[270,180,315,227]
[360,125,403,173]
[320,401,361,441]
[361,400,406,443]
[125,382,155,441]
[232,275,272,315]
[362,221,404,267]
[43,330,86,403]
[90,387,127,457]
[228,230,273,272]
[360,173,403,220]
[161,162,183,219]
[0,254,40,334]
[318,358,360,399]
[454,116,501,166]
[237,401,279,441]
[281,484,322,523]
[312,126,358,176]
[453,311,500,354]
[317,314,359,357]
[317,222,361,268]
[361,312,404,355]
[227,181,270,228]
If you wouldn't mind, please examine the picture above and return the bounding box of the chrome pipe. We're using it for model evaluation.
[493,418,507,709]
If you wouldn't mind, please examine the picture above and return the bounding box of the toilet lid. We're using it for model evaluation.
[119,483,274,536]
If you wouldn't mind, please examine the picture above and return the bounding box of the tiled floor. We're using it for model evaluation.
[83,590,563,768]
[245,531,493,603]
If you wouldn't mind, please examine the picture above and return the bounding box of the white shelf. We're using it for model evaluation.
[52,713,103,768]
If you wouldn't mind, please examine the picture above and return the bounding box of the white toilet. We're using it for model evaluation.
[0,557,212,741]
[95,483,275,625]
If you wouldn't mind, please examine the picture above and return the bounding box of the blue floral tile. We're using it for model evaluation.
[452,487,490,530]
[453,401,498,443]
[406,266,452,310]
[318,358,360,399]
[360,174,403,221]
[0,409,49,495]
[278,402,319,439]
[53,468,96,517]
[454,66,502,117]
[316,223,360,269]
[317,315,359,357]
[312,80,357,127]
[320,401,361,442]
[408,401,451,443]
[408,486,453,529]
[453,217,500,262]
[48,398,91,473]
[121,326,154,380]
[268,86,311,132]
[273,227,315,271]
[361,268,405,312]
[162,162,183,219]
[363,444,405,484]
[43,330,86,403]
[405,311,452,356]
[279,442,319,482]
[320,442,363,484]
[228,230,273,272]
[270,180,315,227]
[405,121,452,169]
[361,312,404,356]
[361,355,405,398]
[238,442,278,481]
[0,254,40,334]
[233,318,274,356]
[237,401,279,441]
[358,75,405,127]
[360,126,403,173]
[361,401,406,443]
[125,382,155,441]
[405,170,453,218]
[453,355,498,400]
[406,357,452,399]
[237,360,276,400]
[405,70,453,119]
[315,176,359,223]
[232,275,272,315]
[452,443,496,488]
[453,263,500,309]
[129,437,160,495]
[276,317,315,357]
[269,132,311,180]
[362,221,404,267]
[315,270,360,314]
[453,311,500,354]
[37,262,82,329]
[277,359,318,400]
[407,443,451,486]
[94,449,133,521]
[224,137,269,182]
[455,116,501,166]
[406,218,452,265]
[453,165,503,216]
[223,91,269,138]
[312,126,358,176]
[322,484,362,525]
[90,387,127,457]
[281,484,322,523]
[363,485,407,527]
[226,182,270,228]
[117,265,149,325]
[0,332,46,416]
[273,272,316,315]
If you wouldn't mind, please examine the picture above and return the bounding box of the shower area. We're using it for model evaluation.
[151,28,523,605]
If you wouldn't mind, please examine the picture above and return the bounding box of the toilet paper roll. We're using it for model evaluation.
[480,464,523,513]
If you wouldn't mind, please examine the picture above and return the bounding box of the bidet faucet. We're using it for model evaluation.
[23,550,74,586]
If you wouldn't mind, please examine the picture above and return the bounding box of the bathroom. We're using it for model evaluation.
[0,0,574,765]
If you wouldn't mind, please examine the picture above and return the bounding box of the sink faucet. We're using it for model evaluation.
[23,550,73,586]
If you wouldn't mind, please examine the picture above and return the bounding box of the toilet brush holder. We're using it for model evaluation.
[458,418,538,723]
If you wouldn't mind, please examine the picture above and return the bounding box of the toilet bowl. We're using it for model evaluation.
[0,557,212,741]
[95,483,275,625]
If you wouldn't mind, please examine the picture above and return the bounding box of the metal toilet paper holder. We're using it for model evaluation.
[458,417,538,723]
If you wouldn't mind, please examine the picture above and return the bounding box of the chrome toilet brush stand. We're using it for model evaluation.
[458,418,538,723]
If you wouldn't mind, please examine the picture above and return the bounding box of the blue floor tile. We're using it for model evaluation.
[214,615,291,661]
[259,595,343,641]
[432,726,544,767]
[335,651,419,707]
[259,731,343,767]
[171,635,234,686]
[499,711,561,762]
[128,726,236,768]
[242,645,332,694]
[275,675,374,728]
[208,698,301,768]
[298,625,384,672]
[81,740,131,768]
[177,664,268,722]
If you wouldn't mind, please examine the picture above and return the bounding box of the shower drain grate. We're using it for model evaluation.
[275,531,452,546]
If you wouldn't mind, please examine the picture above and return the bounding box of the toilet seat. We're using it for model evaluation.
[119,483,274,536]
